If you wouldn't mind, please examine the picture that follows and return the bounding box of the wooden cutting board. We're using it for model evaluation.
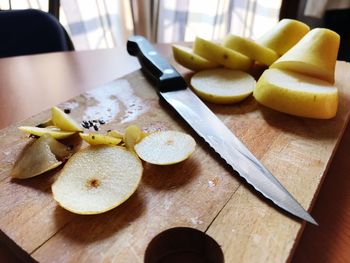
[1,62,350,263]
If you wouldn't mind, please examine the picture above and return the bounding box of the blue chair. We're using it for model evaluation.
[0,9,74,58]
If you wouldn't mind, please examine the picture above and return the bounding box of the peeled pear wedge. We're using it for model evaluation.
[172,44,219,71]
[193,37,252,71]
[135,131,196,165]
[11,134,72,179]
[253,68,338,119]
[52,145,143,214]
[18,126,75,139]
[80,133,122,146]
[257,19,310,55]
[190,68,256,104]
[51,106,82,132]
[223,34,279,66]
[270,28,340,84]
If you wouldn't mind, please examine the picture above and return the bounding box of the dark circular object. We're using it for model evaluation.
[144,227,224,263]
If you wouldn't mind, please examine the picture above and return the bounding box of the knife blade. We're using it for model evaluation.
[127,35,317,225]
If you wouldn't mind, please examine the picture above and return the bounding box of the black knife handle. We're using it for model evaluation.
[127,35,187,92]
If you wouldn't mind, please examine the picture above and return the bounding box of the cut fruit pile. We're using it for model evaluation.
[172,19,341,119]
[14,108,196,214]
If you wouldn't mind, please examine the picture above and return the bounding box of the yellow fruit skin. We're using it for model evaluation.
[51,107,82,132]
[80,133,121,145]
[257,19,310,55]
[193,37,252,71]
[172,44,219,71]
[123,125,142,153]
[253,69,338,119]
[270,28,340,84]
[223,34,279,66]
[18,126,75,139]
[107,130,124,139]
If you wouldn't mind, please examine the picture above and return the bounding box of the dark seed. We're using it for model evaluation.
[92,135,95,139]
[64,108,71,114]
[82,121,90,129]
[98,119,105,125]
[93,125,99,131]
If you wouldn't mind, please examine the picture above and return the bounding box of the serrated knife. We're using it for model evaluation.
[127,35,317,225]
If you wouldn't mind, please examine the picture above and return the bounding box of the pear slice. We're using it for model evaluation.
[257,19,310,55]
[193,37,252,71]
[36,118,54,128]
[253,68,338,119]
[123,125,143,153]
[11,134,72,179]
[52,146,143,214]
[80,133,122,146]
[172,44,219,71]
[270,28,340,84]
[18,126,75,139]
[51,106,82,132]
[135,131,196,165]
[223,34,279,66]
[107,129,124,139]
[190,68,256,104]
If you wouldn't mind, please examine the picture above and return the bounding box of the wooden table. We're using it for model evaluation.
[0,45,349,263]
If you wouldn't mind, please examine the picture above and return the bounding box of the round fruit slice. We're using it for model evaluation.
[134,131,196,165]
[18,126,75,139]
[172,44,219,71]
[223,34,279,66]
[51,106,82,132]
[80,133,122,145]
[253,68,338,119]
[52,146,143,214]
[11,134,72,179]
[193,37,252,71]
[190,68,256,104]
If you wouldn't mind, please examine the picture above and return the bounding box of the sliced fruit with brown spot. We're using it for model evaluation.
[52,145,143,214]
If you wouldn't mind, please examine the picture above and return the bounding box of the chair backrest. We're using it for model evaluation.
[0,9,74,58]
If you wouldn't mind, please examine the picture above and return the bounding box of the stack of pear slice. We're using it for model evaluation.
[172,19,312,106]
[254,28,340,119]
[172,19,340,119]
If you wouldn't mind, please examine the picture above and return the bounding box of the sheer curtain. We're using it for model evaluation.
[0,0,282,49]
[154,0,282,43]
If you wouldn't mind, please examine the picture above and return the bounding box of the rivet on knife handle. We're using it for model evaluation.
[127,35,187,92]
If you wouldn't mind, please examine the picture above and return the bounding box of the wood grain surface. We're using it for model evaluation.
[0,60,350,262]
[0,48,139,130]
